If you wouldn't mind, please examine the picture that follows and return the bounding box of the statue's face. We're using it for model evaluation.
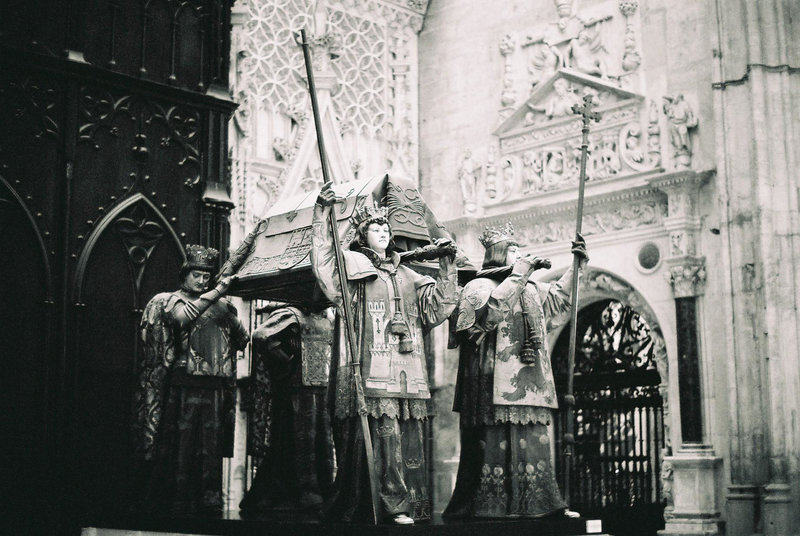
[505,244,520,265]
[365,222,391,255]
[184,270,211,293]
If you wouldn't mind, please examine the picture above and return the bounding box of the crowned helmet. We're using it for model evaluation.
[478,222,522,249]
[350,203,390,229]
[183,244,219,272]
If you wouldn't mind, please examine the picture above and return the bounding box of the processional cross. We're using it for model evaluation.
[563,95,601,503]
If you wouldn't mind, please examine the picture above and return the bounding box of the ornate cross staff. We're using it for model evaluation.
[297,29,381,524]
[563,95,601,503]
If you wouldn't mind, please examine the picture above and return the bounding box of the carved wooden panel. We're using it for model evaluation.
[82,0,230,92]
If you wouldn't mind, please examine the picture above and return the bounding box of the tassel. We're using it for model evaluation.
[398,336,414,354]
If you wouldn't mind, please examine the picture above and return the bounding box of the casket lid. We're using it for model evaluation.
[230,175,386,301]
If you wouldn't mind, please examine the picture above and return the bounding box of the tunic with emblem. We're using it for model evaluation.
[444,265,580,518]
[310,209,457,420]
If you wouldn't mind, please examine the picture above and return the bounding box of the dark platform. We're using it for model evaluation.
[84,511,606,536]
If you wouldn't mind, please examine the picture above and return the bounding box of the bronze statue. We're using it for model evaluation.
[134,244,249,515]
[444,224,587,518]
[239,305,335,515]
[311,183,458,524]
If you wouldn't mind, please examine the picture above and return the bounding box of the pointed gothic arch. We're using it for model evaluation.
[72,192,186,305]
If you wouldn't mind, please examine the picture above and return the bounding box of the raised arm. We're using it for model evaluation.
[310,184,346,308]
[415,238,459,328]
[171,275,237,329]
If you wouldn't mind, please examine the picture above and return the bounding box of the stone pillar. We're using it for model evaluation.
[651,171,723,536]
[710,1,800,535]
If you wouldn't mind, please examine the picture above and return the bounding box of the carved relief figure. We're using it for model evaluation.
[528,78,582,120]
[134,246,249,515]
[544,149,566,190]
[458,149,481,213]
[566,28,607,78]
[598,133,621,177]
[662,94,697,168]
[444,223,588,518]
[522,150,544,193]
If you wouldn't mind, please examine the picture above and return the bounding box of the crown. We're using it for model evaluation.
[350,204,389,227]
[184,244,219,271]
[478,222,517,248]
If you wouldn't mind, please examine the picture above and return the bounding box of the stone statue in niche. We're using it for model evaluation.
[597,133,621,177]
[528,78,582,120]
[662,94,697,169]
[543,149,566,190]
[522,150,544,193]
[501,158,517,198]
[458,149,481,213]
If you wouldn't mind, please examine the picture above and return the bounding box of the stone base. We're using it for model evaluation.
[659,445,722,536]
[81,511,608,536]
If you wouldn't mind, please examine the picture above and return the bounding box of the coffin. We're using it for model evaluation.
[228,175,382,301]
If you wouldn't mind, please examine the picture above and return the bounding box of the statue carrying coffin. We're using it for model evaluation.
[227,173,461,304]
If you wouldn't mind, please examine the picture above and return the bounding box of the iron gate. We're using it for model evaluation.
[553,299,666,534]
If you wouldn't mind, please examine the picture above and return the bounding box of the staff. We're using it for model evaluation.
[564,95,601,502]
[297,28,381,525]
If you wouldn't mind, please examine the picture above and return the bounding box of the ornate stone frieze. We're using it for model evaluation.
[515,196,665,244]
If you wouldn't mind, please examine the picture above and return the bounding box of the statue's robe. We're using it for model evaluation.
[239,307,335,514]
[134,290,249,515]
[444,265,578,518]
[310,205,457,522]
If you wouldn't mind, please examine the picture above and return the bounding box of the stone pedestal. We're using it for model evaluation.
[762,482,792,536]
[659,445,722,536]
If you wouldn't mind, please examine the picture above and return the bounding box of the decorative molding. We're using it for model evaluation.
[666,258,706,298]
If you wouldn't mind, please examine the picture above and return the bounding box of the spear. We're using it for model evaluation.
[297,29,381,525]
[563,95,601,504]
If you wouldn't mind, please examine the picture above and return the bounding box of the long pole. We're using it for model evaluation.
[298,29,380,525]
[564,95,600,505]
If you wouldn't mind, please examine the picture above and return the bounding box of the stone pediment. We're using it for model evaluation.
[478,69,657,205]
[494,69,643,140]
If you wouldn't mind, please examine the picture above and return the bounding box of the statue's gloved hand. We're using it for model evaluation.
[316,182,336,207]
[571,232,589,262]
[215,274,237,295]
[513,254,551,277]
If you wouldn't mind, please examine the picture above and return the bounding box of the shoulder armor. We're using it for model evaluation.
[253,306,302,342]
[343,250,378,281]
[455,277,498,331]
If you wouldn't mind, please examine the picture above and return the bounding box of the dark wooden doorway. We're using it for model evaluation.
[552,299,666,536]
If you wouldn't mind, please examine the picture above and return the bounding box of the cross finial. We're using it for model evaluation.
[572,95,602,126]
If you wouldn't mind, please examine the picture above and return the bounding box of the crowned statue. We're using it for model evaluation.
[133,245,249,515]
[444,223,587,518]
[310,182,458,524]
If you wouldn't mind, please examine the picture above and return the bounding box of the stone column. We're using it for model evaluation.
[710,1,800,534]
[651,171,723,536]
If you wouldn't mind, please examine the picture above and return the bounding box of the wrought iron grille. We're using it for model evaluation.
[553,299,665,523]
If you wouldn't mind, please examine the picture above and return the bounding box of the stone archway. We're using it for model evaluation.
[547,268,669,535]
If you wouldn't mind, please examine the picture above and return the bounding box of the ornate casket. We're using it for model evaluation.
[229,174,450,303]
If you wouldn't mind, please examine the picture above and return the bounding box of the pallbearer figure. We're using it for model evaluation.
[311,182,458,524]
[239,305,336,515]
[135,245,249,515]
[444,224,587,518]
